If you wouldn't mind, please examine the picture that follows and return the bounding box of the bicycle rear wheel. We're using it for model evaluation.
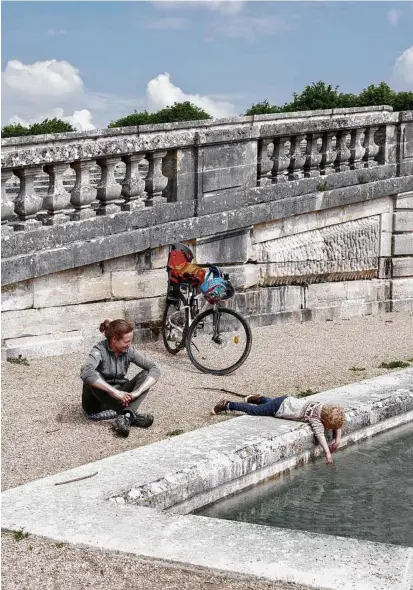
[186,307,252,375]
[162,294,189,355]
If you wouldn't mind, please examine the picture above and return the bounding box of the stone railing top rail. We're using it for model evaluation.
[3,106,410,170]
[1,105,396,148]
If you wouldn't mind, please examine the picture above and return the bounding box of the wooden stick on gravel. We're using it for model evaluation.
[193,387,245,398]
[55,472,98,486]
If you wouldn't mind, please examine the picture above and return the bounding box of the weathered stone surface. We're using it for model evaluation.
[392,257,413,277]
[1,280,33,311]
[391,277,413,301]
[124,297,165,326]
[223,264,260,290]
[111,270,167,299]
[394,211,413,232]
[253,217,379,281]
[201,141,257,194]
[259,286,302,313]
[252,197,392,243]
[2,300,126,340]
[307,279,387,308]
[195,228,252,265]
[103,254,137,273]
[4,331,83,359]
[393,233,413,256]
[33,265,111,308]
[395,191,413,209]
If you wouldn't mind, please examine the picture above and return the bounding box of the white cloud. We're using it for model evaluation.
[47,28,66,36]
[10,108,96,131]
[387,9,401,26]
[393,46,413,87]
[147,17,188,29]
[2,59,83,99]
[153,1,244,15]
[146,72,235,118]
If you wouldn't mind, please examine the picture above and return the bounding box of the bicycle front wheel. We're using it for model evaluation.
[186,307,252,375]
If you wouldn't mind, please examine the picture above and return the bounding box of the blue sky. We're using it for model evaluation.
[1,1,413,130]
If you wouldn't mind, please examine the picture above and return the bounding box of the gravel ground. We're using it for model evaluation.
[2,312,413,589]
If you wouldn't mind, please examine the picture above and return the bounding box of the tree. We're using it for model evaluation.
[2,118,75,138]
[243,80,412,115]
[244,99,281,116]
[109,101,212,128]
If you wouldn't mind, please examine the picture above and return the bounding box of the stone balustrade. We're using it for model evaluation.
[2,106,413,360]
[2,106,410,230]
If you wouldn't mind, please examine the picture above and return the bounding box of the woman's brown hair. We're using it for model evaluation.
[99,319,134,342]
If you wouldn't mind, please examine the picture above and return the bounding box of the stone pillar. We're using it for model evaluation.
[1,170,16,234]
[363,127,379,168]
[13,167,43,230]
[271,136,290,183]
[145,151,168,206]
[391,191,413,311]
[257,139,273,186]
[334,131,351,172]
[350,128,366,170]
[121,154,146,211]
[304,134,322,178]
[320,132,337,176]
[69,160,97,221]
[43,163,71,225]
[288,135,306,180]
[96,156,122,215]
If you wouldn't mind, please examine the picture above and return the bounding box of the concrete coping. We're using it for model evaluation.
[2,368,413,590]
[0,105,397,148]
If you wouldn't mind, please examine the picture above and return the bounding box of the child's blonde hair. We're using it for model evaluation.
[320,405,345,430]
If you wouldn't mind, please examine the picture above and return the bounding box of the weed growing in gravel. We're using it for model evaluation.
[296,389,319,398]
[7,355,30,366]
[349,366,366,372]
[55,542,65,548]
[379,360,410,369]
[167,429,185,437]
[13,529,29,541]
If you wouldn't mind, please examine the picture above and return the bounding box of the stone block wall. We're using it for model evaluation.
[3,192,412,360]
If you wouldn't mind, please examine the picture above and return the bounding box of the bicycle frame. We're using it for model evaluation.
[167,284,211,336]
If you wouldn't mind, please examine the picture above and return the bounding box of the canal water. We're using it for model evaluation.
[196,422,413,547]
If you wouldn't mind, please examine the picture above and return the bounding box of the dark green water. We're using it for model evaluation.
[196,423,413,547]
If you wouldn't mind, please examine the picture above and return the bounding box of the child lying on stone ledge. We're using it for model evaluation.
[212,395,345,465]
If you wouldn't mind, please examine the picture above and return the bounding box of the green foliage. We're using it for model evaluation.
[244,80,413,115]
[244,99,281,116]
[109,101,212,128]
[379,360,410,369]
[2,118,75,138]
[13,529,29,541]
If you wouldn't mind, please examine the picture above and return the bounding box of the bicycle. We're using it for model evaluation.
[161,245,252,376]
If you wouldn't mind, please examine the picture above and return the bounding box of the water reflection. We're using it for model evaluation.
[196,423,413,547]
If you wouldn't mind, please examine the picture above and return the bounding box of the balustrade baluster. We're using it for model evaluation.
[320,132,337,175]
[1,170,16,233]
[334,131,351,172]
[288,135,307,180]
[96,156,122,215]
[304,134,322,178]
[257,139,273,186]
[363,127,379,168]
[271,136,290,183]
[349,128,366,170]
[145,151,168,206]
[13,167,44,230]
[69,160,97,221]
[43,164,71,224]
[121,154,146,210]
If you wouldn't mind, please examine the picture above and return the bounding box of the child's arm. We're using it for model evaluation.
[329,428,342,452]
[308,418,333,464]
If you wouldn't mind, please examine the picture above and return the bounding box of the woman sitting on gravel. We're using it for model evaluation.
[212,395,345,465]
[81,319,161,438]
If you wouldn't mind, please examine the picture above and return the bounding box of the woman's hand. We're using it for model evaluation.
[329,441,340,452]
[113,390,132,407]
